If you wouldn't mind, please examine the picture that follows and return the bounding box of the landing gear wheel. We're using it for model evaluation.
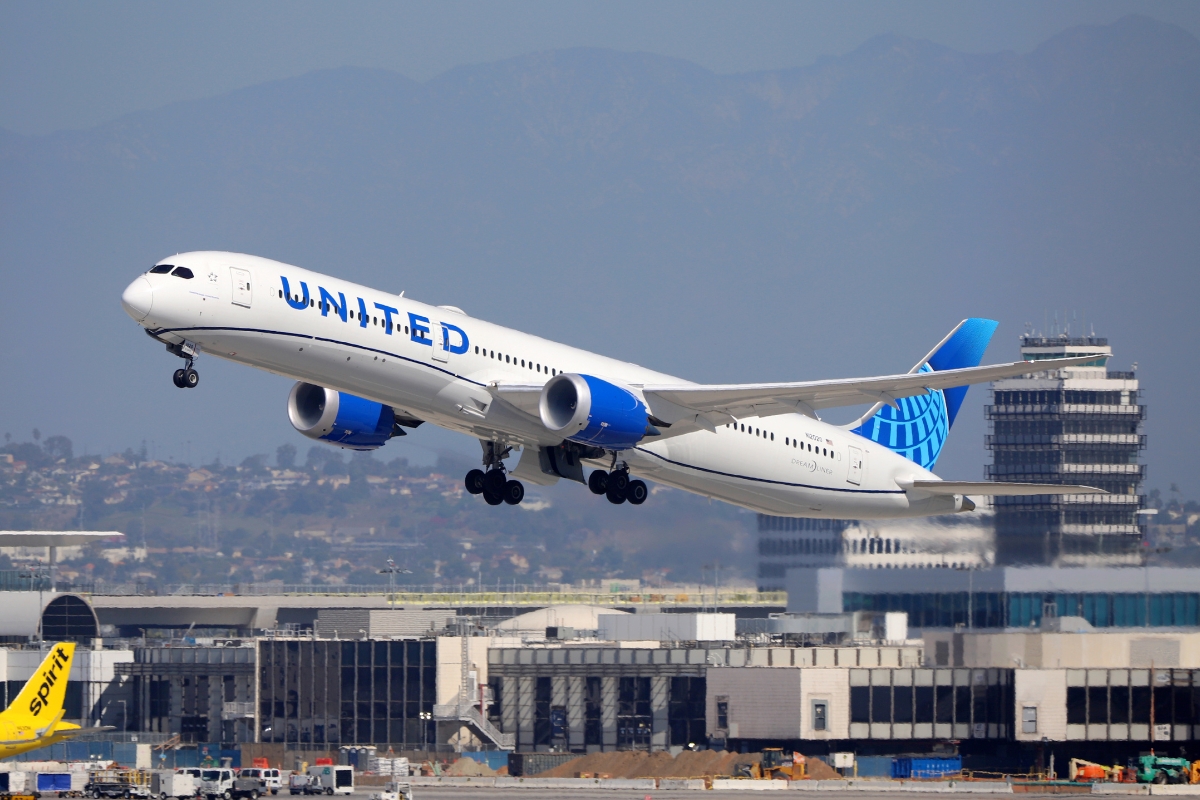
[482,485,504,506]
[626,479,648,505]
[483,468,507,497]
[608,469,630,494]
[464,469,486,495]
[606,483,626,505]
[173,368,187,388]
[588,470,609,495]
[503,479,525,505]
[184,368,199,388]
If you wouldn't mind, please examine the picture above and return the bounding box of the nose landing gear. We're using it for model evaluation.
[163,339,200,389]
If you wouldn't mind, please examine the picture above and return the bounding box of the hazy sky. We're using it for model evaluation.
[3,0,1200,135]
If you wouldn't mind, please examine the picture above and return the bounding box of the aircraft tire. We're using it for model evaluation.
[588,470,608,495]
[503,480,524,505]
[626,480,648,505]
[184,368,200,388]
[608,470,629,493]
[483,487,503,506]
[173,369,186,388]
[482,468,507,497]
[606,484,626,505]
[464,469,486,495]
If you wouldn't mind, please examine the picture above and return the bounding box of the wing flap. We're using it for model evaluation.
[642,355,1100,421]
[909,481,1106,496]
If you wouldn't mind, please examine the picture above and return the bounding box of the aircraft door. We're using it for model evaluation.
[846,445,863,485]
[431,322,449,363]
[230,268,252,308]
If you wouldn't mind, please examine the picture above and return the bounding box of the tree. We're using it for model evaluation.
[276,443,297,470]
[42,435,73,462]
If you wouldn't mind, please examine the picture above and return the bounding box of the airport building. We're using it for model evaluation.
[986,333,1146,566]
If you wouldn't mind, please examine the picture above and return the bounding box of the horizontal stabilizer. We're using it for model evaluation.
[907,481,1106,496]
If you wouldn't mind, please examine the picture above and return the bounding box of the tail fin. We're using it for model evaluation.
[7,643,75,725]
[847,318,998,470]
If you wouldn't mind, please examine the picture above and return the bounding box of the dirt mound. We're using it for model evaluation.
[445,757,496,777]
[803,756,841,780]
[539,749,765,779]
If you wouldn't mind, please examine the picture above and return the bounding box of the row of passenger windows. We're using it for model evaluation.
[276,290,567,374]
[279,291,422,334]
[725,423,833,457]
[473,347,561,376]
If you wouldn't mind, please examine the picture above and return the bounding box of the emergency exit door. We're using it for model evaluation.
[230,267,252,307]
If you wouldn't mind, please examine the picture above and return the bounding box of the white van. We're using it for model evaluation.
[304,767,353,796]
[238,769,282,795]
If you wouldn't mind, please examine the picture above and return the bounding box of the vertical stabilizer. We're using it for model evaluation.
[847,319,998,470]
[6,643,75,725]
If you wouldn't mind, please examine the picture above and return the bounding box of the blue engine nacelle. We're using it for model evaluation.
[287,382,397,451]
[539,373,651,450]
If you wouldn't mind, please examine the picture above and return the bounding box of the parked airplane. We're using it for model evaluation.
[121,253,1102,517]
[0,643,85,759]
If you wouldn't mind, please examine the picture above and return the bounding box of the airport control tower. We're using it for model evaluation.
[986,332,1146,566]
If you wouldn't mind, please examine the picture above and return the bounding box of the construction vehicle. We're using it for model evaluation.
[1069,758,1118,782]
[1132,753,1193,785]
[733,749,807,780]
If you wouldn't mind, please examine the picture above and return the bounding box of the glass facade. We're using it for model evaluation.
[849,668,1012,738]
[845,591,1200,628]
[257,640,436,747]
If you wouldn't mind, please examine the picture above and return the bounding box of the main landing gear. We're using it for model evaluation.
[588,466,647,506]
[465,441,525,506]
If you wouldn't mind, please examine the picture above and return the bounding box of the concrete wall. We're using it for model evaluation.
[1014,669,1067,742]
[799,667,849,740]
[924,631,1200,669]
[706,667,803,740]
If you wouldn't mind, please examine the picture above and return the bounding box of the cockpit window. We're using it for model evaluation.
[149,264,173,274]
[171,267,195,279]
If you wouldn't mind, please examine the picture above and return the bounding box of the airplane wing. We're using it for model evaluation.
[908,480,1106,496]
[640,355,1100,425]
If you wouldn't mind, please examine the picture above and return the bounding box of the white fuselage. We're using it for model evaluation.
[123,252,957,519]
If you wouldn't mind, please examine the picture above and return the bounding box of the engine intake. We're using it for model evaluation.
[287,382,397,450]
[539,373,650,450]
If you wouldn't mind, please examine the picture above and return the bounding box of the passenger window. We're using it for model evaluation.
[405,326,410,334]
[310,299,314,307]
[770,433,774,441]
[475,347,479,354]
[505,355,510,363]
[171,267,194,279]
[149,264,173,274]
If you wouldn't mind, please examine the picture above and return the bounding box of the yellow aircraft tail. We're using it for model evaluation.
[5,643,75,728]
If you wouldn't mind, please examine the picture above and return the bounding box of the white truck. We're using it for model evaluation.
[152,771,197,800]
[304,766,353,796]
[198,768,237,800]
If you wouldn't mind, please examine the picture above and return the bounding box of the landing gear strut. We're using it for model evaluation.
[465,441,525,506]
[589,464,647,506]
[165,339,200,389]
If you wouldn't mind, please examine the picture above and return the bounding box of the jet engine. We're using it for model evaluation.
[539,373,655,450]
[287,382,398,450]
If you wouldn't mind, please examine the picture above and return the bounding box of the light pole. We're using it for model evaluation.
[378,559,412,604]
[419,711,433,753]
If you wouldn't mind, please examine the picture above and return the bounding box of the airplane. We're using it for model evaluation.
[121,252,1103,518]
[0,643,89,758]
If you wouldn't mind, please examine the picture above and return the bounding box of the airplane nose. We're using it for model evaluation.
[121,277,154,322]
